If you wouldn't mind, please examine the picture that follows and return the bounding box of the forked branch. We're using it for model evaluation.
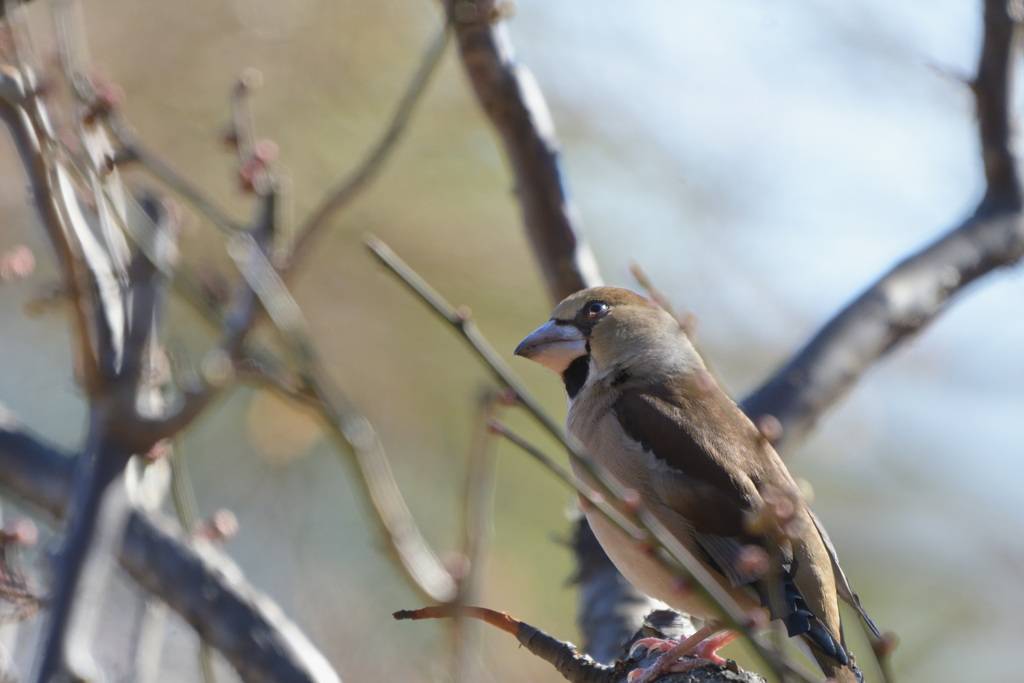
[742,0,1024,455]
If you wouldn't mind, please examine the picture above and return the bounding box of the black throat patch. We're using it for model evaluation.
[562,355,590,399]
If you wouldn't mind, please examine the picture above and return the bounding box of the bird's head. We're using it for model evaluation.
[515,286,702,395]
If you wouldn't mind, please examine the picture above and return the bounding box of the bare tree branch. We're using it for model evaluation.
[122,512,340,683]
[975,0,1020,196]
[105,114,245,233]
[311,372,459,604]
[29,21,181,666]
[227,228,459,604]
[741,0,1023,455]
[0,423,341,683]
[395,605,763,683]
[396,604,618,683]
[289,20,452,274]
[13,14,296,673]
[446,0,601,301]
[34,426,133,681]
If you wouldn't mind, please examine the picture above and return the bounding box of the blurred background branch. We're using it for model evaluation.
[289,20,453,274]
[742,0,1023,456]
[0,420,339,682]
[446,0,602,301]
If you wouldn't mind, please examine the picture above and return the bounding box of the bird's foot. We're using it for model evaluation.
[627,637,680,658]
[626,631,739,683]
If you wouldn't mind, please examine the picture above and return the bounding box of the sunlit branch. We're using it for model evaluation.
[446,0,601,302]
[0,57,102,396]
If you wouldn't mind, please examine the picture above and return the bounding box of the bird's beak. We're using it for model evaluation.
[514,320,587,374]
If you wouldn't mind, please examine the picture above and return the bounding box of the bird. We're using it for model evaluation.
[514,286,879,683]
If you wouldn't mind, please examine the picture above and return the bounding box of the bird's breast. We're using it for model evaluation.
[566,393,713,616]
[581,500,717,618]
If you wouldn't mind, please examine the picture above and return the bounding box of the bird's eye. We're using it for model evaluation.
[584,301,609,319]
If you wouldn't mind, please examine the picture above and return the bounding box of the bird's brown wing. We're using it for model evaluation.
[611,376,776,586]
[611,374,771,539]
[613,376,852,666]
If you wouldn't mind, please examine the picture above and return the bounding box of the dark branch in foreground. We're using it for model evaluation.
[396,604,616,683]
[394,604,764,683]
[0,424,341,683]
[741,0,1023,455]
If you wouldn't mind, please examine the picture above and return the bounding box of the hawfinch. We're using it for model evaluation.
[515,286,878,683]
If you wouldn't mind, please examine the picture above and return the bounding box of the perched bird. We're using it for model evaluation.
[515,286,879,683]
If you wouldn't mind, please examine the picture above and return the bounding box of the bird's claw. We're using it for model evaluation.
[626,632,738,683]
[626,656,716,683]
[628,637,679,658]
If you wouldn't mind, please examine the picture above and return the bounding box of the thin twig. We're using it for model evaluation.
[230,228,458,604]
[486,421,641,541]
[157,224,455,604]
[288,20,452,273]
[629,262,697,338]
[110,187,450,607]
[230,69,260,164]
[365,235,562,439]
[396,605,617,683]
[365,236,649,522]
[309,367,458,603]
[105,115,244,232]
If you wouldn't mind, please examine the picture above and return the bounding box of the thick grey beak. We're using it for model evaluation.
[514,320,587,374]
